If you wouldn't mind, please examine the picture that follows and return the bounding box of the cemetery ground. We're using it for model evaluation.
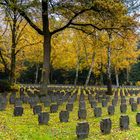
[1,87,140,139]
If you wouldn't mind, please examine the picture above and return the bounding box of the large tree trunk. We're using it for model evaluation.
[106,33,112,95]
[85,53,95,86]
[40,0,51,95]
[10,14,17,84]
[115,68,119,87]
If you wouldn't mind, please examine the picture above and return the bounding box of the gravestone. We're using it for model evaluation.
[14,99,22,107]
[14,106,23,116]
[121,98,126,104]
[108,105,115,115]
[120,115,129,130]
[44,100,51,107]
[120,104,127,113]
[98,96,102,103]
[129,98,134,105]
[0,102,6,111]
[79,101,86,109]
[0,96,7,111]
[59,111,69,122]
[131,102,137,112]
[136,112,140,125]
[100,118,112,134]
[112,99,117,106]
[137,97,140,104]
[22,96,29,104]
[102,100,107,107]
[50,104,58,113]
[66,103,73,111]
[9,95,16,104]
[94,107,102,117]
[76,122,89,139]
[33,105,42,115]
[90,100,97,108]
[38,112,49,125]
[78,109,87,120]
[29,97,37,108]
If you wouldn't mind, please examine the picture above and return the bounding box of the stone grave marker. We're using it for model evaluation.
[76,122,89,139]
[38,112,49,125]
[120,104,127,113]
[108,105,115,115]
[94,107,102,117]
[33,105,42,115]
[120,115,129,130]
[66,103,73,112]
[100,118,112,134]
[14,106,23,116]
[78,109,87,120]
[136,112,140,125]
[50,104,58,113]
[59,111,69,122]
[131,102,137,112]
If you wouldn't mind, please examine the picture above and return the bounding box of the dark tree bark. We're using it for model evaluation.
[106,32,113,95]
[10,12,17,84]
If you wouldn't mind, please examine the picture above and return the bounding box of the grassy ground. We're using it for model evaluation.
[0,89,140,140]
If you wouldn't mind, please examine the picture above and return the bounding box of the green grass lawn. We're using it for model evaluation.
[0,89,140,140]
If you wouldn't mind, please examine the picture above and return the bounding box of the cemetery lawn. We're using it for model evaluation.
[1,91,140,140]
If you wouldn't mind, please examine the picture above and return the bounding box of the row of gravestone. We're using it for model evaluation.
[9,95,140,120]
[76,113,140,139]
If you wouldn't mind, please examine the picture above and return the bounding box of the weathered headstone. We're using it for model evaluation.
[38,112,49,125]
[9,95,16,104]
[50,104,58,113]
[112,99,117,106]
[137,97,140,104]
[102,100,107,107]
[76,122,89,139]
[66,103,73,111]
[108,105,115,115]
[120,104,127,113]
[78,109,87,120]
[100,118,112,134]
[131,102,137,112]
[121,98,126,104]
[44,100,51,107]
[14,99,22,107]
[59,111,69,122]
[14,106,23,116]
[79,101,86,109]
[136,112,140,125]
[33,105,42,115]
[94,107,102,117]
[129,98,134,105]
[90,100,97,108]
[0,96,7,111]
[120,115,129,130]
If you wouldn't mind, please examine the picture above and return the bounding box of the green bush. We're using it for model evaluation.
[0,80,11,92]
